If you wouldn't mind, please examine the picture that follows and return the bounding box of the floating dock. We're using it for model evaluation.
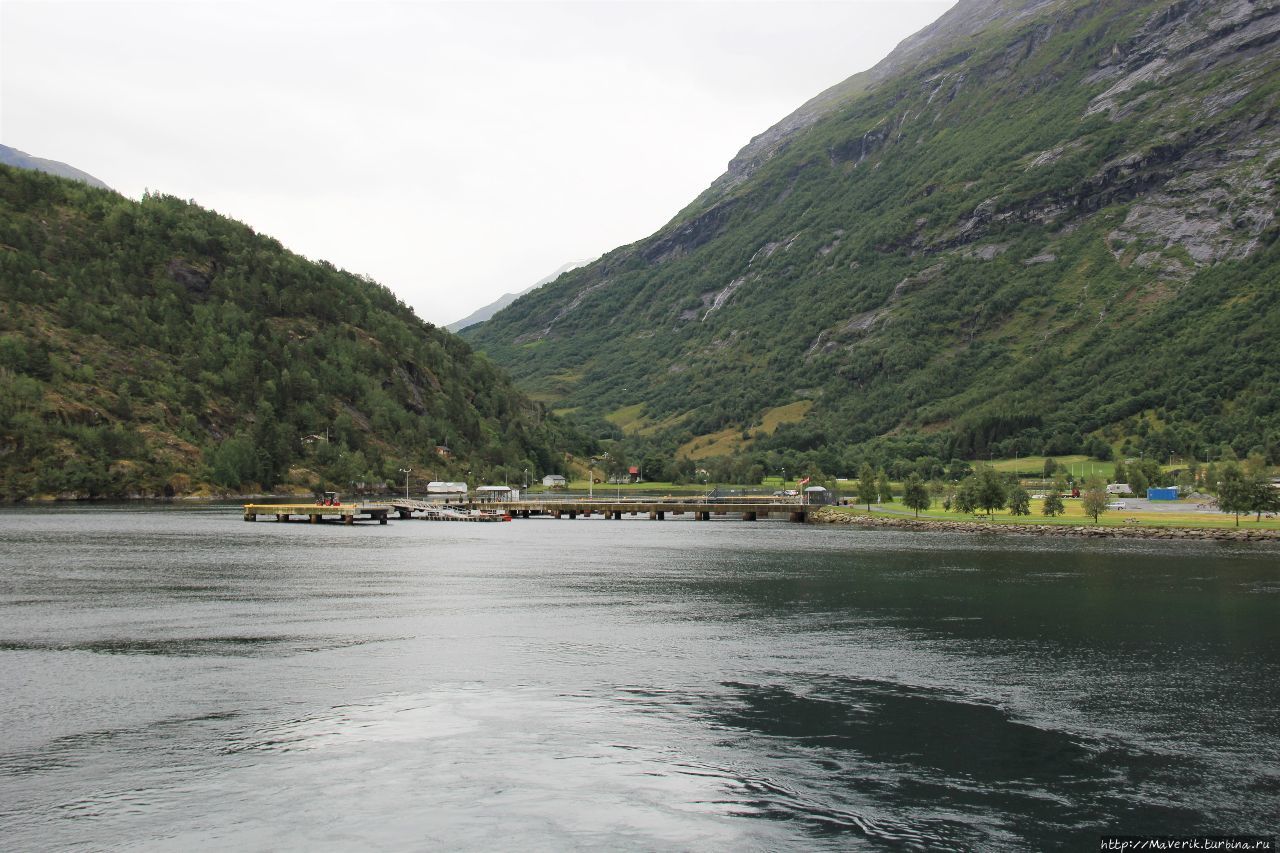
[243,503,392,524]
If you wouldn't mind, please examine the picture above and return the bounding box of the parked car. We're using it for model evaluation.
[1106,501,1127,510]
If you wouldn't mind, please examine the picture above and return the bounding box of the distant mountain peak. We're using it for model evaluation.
[447,259,595,332]
[0,144,111,190]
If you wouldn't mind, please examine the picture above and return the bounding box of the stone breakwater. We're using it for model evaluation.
[808,508,1280,542]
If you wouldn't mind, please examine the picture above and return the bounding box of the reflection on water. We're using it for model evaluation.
[0,507,1276,850]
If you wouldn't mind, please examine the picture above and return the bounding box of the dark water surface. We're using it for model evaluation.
[1,506,1277,850]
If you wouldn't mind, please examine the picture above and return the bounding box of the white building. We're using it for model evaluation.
[542,474,567,488]
[475,485,519,502]
[427,481,468,503]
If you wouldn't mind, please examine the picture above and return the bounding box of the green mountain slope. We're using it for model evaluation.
[0,166,578,500]
[467,0,1280,473]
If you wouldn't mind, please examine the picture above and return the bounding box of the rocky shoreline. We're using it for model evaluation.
[808,507,1280,542]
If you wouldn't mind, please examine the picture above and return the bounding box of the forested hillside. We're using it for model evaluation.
[0,166,579,500]
[467,0,1280,478]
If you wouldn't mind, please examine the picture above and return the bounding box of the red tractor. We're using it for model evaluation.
[316,491,341,506]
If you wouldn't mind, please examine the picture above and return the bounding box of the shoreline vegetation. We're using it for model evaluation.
[808,507,1280,542]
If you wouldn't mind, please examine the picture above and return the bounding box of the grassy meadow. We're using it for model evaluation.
[841,499,1280,530]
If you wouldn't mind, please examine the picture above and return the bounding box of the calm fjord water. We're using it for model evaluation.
[0,506,1276,850]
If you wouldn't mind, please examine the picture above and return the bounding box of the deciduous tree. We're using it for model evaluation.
[1216,464,1250,526]
[1081,477,1109,523]
[877,471,894,504]
[903,474,931,517]
[975,467,1007,517]
[1007,483,1031,515]
[857,463,878,511]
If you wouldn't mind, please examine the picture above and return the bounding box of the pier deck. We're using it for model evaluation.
[243,503,392,524]
[473,498,811,523]
[242,498,814,526]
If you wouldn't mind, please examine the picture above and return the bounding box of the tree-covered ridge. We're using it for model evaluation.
[467,0,1280,474]
[0,165,579,500]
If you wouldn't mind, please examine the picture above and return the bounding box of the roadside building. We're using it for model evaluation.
[804,486,833,505]
[427,481,468,503]
[542,474,567,488]
[475,485,518,502]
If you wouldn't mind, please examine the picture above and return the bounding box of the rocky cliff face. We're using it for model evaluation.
[468,0,1280,466]
[699,0,1065,203]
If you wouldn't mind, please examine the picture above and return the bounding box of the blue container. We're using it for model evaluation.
[1147,487,1178,501]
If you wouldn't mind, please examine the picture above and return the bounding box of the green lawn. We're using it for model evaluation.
[983,454,1095,477]
[838,500,1280,530]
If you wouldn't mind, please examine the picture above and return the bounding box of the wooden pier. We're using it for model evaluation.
[384,500,510,521]
[464,498,812,523]
[242,497,812,527]
[242,503,392,525]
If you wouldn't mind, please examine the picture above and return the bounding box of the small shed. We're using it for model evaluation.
[1147,487,1178,501]
[475,485,517,502]
[804,486,833,505]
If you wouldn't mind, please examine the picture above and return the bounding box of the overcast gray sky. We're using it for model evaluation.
[2,0,953,326]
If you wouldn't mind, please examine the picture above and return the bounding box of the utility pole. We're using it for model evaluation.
[399,467,412,500]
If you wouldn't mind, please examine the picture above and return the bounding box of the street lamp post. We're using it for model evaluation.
[399,467,412,500]
[589,453,609,500]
